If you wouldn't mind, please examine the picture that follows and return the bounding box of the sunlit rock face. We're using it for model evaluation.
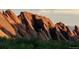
[19,12,54,40]
[19,12,37,39]
[0,24,9,38]
[55,22,77,41]
[0,9,78,41]
[0,11,16,37]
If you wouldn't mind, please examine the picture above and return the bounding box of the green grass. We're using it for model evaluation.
[0,37,79,49]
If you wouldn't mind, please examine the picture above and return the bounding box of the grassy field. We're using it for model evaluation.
[0,37,79,49]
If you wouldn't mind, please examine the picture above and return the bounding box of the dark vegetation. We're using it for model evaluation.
[0,37,79,49]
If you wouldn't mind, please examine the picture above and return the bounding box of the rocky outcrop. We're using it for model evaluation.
[73,25,79,41]
[0,9,78,41]
[54,22,77,41]
[73,25,79,35]
[0,11,16,38]
[19,12,54,40]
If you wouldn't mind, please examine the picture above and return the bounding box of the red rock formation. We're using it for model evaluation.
[73,25,79,41]
[55,22,77,41]
[35,15,54,39]
[0,24,9,38]
[4,10,32,39]
[0,9,78,41]
[0,11,16,37]
[32,15,50,40]
[73,25,79,35]
[19,12,38,39]
[5,9,21,24]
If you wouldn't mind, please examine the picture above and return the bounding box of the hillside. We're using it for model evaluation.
[0,9,78,42]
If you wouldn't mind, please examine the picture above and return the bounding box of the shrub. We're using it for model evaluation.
[0,37,78,49]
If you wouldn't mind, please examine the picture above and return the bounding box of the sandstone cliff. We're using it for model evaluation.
[0,9,78,41]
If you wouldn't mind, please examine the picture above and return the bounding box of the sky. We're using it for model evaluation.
[3,9,79,26]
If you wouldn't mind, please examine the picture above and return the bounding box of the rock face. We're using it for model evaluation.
[0,11,16,37]
[0,9,78,41]
[54,22,77,41]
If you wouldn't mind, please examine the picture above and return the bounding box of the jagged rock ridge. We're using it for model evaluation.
[0,9,79,41]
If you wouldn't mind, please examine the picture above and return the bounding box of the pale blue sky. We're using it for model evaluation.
[3,9,79,26]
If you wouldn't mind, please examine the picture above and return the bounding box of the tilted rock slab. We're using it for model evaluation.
[0,9,78,41]
[0,11,16,38]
